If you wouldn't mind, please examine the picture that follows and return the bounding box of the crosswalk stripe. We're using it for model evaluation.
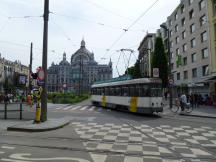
[89,106,96,111]
[70,106,82,110]
[1,146,15,150]
[63,105,73,110]
[80,106,88,110]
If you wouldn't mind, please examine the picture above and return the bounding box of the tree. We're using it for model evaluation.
[151,37,168,88]
[125,60,141,79]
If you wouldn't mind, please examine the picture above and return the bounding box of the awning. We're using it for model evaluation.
[204,76,216,83]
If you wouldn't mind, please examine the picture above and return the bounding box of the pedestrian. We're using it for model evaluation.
[164,91,168,101]
[190,93,195,108]
[180,93,187,111]
[194,93,198,108]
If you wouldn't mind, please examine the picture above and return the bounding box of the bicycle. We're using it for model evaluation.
[170,98,193,113]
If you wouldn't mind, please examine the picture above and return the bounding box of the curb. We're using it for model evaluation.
[180,113,216,119]
[7,120,70,132]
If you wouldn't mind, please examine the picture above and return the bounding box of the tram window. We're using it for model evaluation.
[140,84,150,97]
[122,87,129,96]
[151,84,162,97]
[105,87,109,95]
[129,85,136,96]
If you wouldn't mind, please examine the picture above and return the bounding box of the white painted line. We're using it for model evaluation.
[1,146,15,150]
[63,106,73,110]
[70,106,82,111]
[9,153,91,162]
[0,151,5,154]
[90,154,107,162]
[88,106,95,111]
[80,106,88,111]
[1,158,28,162]
[55,107,62,110]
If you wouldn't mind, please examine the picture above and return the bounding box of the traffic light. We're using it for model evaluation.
[31,73,38,79]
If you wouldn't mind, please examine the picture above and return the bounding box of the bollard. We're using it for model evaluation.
[4,103,7,120]
[34,87,42,123]
[20,102,23,120]
[35,104,41,123]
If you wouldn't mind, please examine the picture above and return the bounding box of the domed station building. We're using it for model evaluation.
[47,39,113,93]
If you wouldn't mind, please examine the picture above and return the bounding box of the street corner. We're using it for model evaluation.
[7,118,70,132]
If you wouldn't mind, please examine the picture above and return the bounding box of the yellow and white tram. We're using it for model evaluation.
[91,77,163,114]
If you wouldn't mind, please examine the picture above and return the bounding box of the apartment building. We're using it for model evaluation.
[160,0,211,95]
[0,54,29,93]
[138,33,156,77]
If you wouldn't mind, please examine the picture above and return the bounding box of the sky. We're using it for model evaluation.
[0,0,180,77]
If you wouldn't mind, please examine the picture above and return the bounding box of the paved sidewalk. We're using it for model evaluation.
[6,118,70,132]
[163,99,216,118]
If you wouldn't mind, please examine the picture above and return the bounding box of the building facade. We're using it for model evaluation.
[138,33,156,77]
[0,54,29,94]
[207,0,216,104]
[160,0,212,95]
[47,40,113,93]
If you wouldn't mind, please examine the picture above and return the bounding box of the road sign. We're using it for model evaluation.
[153,68,159,78]
[37,68,45,81]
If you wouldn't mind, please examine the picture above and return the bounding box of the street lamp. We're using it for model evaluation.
[160,24,173,109]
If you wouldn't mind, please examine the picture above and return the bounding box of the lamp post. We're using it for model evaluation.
[160,24,173,108]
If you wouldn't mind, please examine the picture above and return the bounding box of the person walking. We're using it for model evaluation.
[180,93,187,111]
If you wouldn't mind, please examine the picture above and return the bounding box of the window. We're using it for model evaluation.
[183,44,187,52]
[177,73,181,80]
[175,13,178,20]
[200,15,207,26]
[201,31,207,42]
[175,25,179,32]
[202,65,209,76]
[192,68,197,78]
[170,30,173,36]
[176,36,180,43]
[190,24,195,33]
[181,5,185,13]
[184,71,188,79]
[176,48,180,55]
[171,52,174,59]
[213,0,216,15]
[191,38,196,48]
[202,48,208,58]
[191,53,197,63]
[169,20,173,26]
[182,31,186,39]
[183,57,187,65]
[181,18,185,26]
[171,63,174,70]
[189,10,194,19]
[199,0,206,10]
[170,41,173,48]
[189,0,194,5]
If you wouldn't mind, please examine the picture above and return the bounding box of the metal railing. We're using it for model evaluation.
[0,102,23,120]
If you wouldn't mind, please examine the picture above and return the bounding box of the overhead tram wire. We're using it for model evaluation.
[51,12,145,32]
[82,0,150,28]
[101,0,160,60]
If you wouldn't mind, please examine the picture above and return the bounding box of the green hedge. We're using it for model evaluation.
[48,93,90,104]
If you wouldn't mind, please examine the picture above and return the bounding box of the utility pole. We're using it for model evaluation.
[41,0,49,122]
[28,42,33,93]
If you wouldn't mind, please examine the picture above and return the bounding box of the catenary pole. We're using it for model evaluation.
[41,0,49,122]
[28,42,33,93]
